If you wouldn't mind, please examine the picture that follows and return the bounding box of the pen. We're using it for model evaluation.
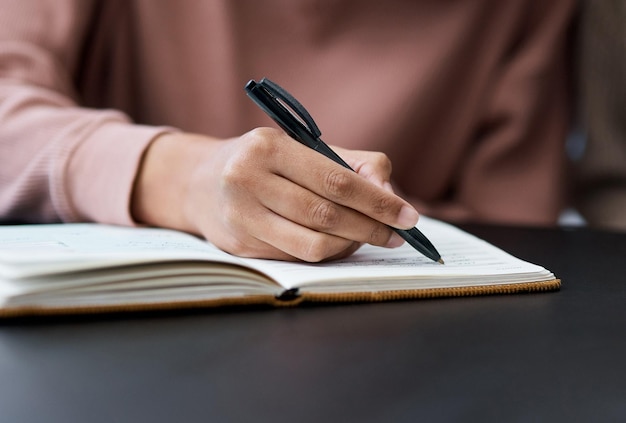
[245,78,444,264]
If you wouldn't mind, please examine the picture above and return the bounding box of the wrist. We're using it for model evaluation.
[131,132,219,233]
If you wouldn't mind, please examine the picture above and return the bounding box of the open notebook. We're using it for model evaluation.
[0,217,559,316]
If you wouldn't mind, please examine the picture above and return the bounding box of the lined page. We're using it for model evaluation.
[242,217,553,291]
[0,224,240,279]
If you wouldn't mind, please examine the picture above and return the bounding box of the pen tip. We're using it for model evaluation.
[437,258,445,265]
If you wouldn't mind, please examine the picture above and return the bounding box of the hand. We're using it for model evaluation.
[132,128,419,261]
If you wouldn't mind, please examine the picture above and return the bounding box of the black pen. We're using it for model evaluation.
[245,78,444,264]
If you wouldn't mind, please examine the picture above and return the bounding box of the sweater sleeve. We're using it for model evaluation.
[0,0,172,225]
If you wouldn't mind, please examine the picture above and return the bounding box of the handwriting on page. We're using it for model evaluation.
[331,241,508,269]
[0,225,236,266]
[0,240,70,254]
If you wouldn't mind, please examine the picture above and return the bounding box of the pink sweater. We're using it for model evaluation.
[0,0,574,226]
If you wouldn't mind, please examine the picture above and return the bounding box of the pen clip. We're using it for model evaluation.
[253,78,322,138]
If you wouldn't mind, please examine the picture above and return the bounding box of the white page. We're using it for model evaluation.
[242,217,553,291]
[0,224,244,279]
[0,219,553,298]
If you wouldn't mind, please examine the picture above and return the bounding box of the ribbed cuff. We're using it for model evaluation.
[55,120,175,225]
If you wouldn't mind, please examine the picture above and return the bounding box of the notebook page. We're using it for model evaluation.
[242,217,553,291]
[0,224,242,279]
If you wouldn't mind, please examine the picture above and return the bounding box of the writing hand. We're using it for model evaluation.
[132,128,419,262]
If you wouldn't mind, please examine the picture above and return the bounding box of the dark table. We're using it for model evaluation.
[1,224,625,422]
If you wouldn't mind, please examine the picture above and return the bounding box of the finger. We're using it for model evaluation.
[271,143,419,229]
[258,172,404,248]
[332,146,393,190]
[246,207,363,262]
[209,203,358,262]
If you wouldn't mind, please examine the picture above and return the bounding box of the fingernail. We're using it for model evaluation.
[385,232,405,248]
[397,205,419,228]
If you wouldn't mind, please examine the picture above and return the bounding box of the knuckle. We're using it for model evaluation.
[240,129,279,159]
[371,193,397,216]
[324,169,354,199]
[297,235,356,263]
[308,199,341,229]
[220,152,251,188]
[373,152,392,173]
[367,223,389,245]
[243,126,281,144]
[220,159,246,187]
[222,129,282,188]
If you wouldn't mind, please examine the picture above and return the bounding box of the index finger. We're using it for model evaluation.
[272,140,419,230]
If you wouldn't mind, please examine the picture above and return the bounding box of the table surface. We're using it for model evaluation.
[1,224,625,423]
